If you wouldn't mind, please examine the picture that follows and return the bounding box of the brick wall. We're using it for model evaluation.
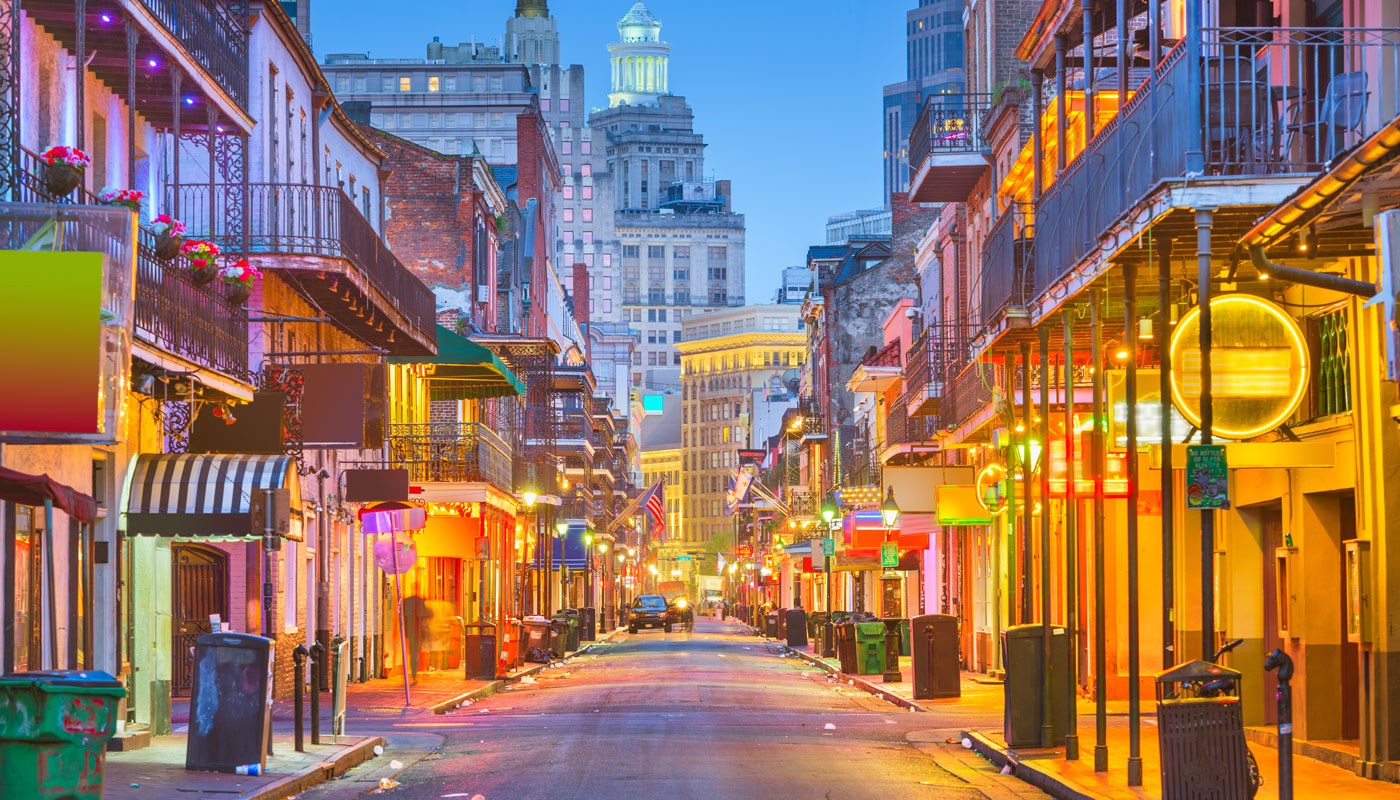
[572,261,589,355]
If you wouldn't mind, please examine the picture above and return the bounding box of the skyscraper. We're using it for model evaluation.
[589,3,747,393]
[882,0,965,201]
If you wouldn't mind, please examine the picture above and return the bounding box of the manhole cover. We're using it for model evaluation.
[355,706,425,715]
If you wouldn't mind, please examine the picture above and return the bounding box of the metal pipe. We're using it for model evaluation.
[1021,342,1033,626]
[1039,326,1053,748]
[1184,0,1204,173]
[1032,70,1045,201]
[1125,259,1143,787]
[1062,309,1080,761]
[1056,36,1069,174]
[1158,241,1176,670]
[1197,209,1215,659]
[1248,246,1378,297]
[171,67,182,216]
[1082,0,1095,141]
[1091,288,1108,772]
[292,645,307,752]
[75,0,85,154]
[126,20,137,188]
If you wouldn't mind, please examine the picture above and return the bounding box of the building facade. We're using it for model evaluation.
[882,0,966,201]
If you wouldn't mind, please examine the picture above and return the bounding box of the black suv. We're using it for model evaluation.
[627,595,671,633]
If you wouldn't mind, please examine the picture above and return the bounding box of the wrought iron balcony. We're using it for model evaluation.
[909,93,994,203]
[174,182,436,353]
[1033,27,1400,299]
[937,358,994,433]
[886,395,938,449]
[135,0,250,108]
[14,147,249,382]
[388,422,512,491]
[979,202,1035,330]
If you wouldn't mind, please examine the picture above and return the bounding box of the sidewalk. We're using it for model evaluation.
[784,638,1400,800]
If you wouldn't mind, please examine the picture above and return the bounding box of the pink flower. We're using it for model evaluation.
[218,259,262,284]
[41,146,93,168]
[151,214,186,237]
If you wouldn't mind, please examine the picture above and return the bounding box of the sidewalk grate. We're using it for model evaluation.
[354,706,427,715]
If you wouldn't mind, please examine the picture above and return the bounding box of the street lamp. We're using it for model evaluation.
[820,495,839,658]
[521,487,538,509]
[880,487,901,528]
[555,520,568,538]
[584,532,595,630]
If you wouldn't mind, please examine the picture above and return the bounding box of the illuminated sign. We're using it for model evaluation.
[1046,436,1130,498]
[975,464,1008,515]
[1169,295,1309,439]
[736,544,752,558]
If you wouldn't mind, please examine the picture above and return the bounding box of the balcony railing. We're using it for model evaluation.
[175,182,436,341]
[938,358,994,432]
[1034,27,1400,299]
[909,93,995,169]
[137,0,250,108]
[388,422,512,491]
[886,395,937,447]
[980,202,1035,327]
[14,147,249,380]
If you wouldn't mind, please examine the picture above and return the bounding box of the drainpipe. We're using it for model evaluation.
[1158,241,1175,672]
[1184,0,1204,174]
[1248,245,1378,297]
[1032,70,1045,201]
[1055,36,1068,175]
[1081,0,1095,142]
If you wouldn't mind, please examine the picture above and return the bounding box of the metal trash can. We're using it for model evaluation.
[548,619,569,658]
[808,611,828,642]
[553,610,581,651]
[912,614,960,699]
[462,621,496,679]
[777,608,789,639]
[785,608,809,648]
[185,633,274,772]
[1001,624,1070,748]
[1156,660,1251,799]
[582,607,597,642]
[500,618,524,671]
[836,620,859,672]
[522,616,553,663]
[764,609,781,638]
[854,622,888,675]
[0,670,125,799]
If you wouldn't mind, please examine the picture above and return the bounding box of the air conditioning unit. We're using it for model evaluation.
[477,284,491,304]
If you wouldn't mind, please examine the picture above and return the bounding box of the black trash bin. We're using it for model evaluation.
[764,610,780,638]
[836,621,859,673]
[554,610,581,651]
[1001,624,1070,749]
[522,616,553,663]
[911,614,960,699]
[777,608,789,639]
[808,611,828,642]
[462,621,496,679]
[785,608,808,648]
[582,607,597,642]
[548,619,569,659]
[185,632,273,773]
[1155,660,1252,799]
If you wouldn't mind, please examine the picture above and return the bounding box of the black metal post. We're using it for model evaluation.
[1063,309,1080,760]
[1196,209,1216,659]
[1125,259,1143,787]
[1032,70,1044,201]
[1039,326,1053,748]
[1265,649,1295,800]
[309,641,324,745]
[1020,341,1033,625]
[292,645,307,752]
[125,19,137,188]
[823,530,836,657]
[1055,35,1068,175]
[1091,288,1108,772]
[171,67,182,216]
[1081,0,1095,140]
[1158,241,1175,670]
[74,0,84,156]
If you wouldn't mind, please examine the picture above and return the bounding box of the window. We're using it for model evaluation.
[444,76,456,91]
[648,309,657,322]
[428,76,440,92]
[673,352,682,365]
[491,112,504,128]
[582,208,593,223]
[647,245,665,259]
[584,254,594,266]
[490,138,503,157]
[472,76,486,92]
[582,186,592,200]
[563,208,574,222]
[603,254,612,267]
[708,246,727,261]
[428,113,441,128]
[541,98,551,112]
[674,269,688,281]
[582,141,592,155]
[371,113,383,127]
[443,113,456,126]
[709,267,727,281]
[658,309,667,321]
[474,112,487,128]
[560,99,570,112]
[601,276,611,289]
[672,330,682,343]
[562,140,572,155]
[399,76,411,91]
[602,299,612,313]
[490,76,503,91]
[563,185,574,200]
[673,246,690,260]
[336,76,349,93]
[582,231,593,244]
[622,245,639,259]
[382,76,395,92]
[581,164,591,177]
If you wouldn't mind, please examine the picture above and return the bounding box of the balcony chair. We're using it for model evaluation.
[1284,70,1370,166]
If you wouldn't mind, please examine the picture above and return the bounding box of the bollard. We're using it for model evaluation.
[292,644,308,752]
[309,641,325,745]
[1265,649,1295,800]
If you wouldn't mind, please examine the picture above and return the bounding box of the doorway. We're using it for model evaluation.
[171,544,229,696]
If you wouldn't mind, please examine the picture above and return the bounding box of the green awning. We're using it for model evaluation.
[390,325,525,399]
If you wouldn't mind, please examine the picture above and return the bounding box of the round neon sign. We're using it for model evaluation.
[975,463,1008,516]
[1168,294,1309,440]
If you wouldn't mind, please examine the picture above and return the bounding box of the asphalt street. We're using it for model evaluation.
[302,617,1047,800]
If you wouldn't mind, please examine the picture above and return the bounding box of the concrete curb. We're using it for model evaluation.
[428,627,625,714]
[237,735,385,800]
[960,730,1106,800]
[788,646,926,712]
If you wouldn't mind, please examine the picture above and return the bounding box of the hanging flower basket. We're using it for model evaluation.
[40,146,91,197]
[219,259,262,306]
[180,239,221,284]
[98,188,145,211]
[151,215,187,260]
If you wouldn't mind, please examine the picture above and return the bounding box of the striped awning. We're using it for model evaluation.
[123,454,301,538]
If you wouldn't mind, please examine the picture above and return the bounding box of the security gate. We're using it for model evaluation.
[172,543,229,696]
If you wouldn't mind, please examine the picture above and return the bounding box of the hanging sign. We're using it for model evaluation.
[1169,295,1309,439]
[736,544,752,558]
[1185,445,1229,510]
[821,537,836,557]
[1046,437,1130,497]
[360,506,426,535]
[373,534,418,573]
[880,541,899,568]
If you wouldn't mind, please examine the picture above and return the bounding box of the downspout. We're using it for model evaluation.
[1247,245,1377,297]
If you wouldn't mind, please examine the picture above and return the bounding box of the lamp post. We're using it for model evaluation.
[584,532,594,615]
[553,519,567,615]
[879,488,903,683]
[820,496,838,658]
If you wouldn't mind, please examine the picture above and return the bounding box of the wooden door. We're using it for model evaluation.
[171,544,229,696]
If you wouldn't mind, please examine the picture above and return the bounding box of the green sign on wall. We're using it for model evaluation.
[1186,445,1229,509]
[880,541,898,568]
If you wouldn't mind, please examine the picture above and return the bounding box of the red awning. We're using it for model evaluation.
[0,466,97,523]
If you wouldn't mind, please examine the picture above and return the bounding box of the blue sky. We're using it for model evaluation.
[311,0,908,302]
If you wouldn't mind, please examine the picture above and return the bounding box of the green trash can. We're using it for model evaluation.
[854,622,888,675]
[0,670,126,800]
[553,611,581,651]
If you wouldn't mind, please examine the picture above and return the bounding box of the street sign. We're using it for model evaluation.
[1186,445,1229,509]
[880,541,898,568]
[821,538,835,557]
[736,544,752,558]
[677,555,692,561]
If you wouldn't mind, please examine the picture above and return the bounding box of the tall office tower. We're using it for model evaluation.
[506,0,559,66]
[882,0,966,201]
[589,3,747,393]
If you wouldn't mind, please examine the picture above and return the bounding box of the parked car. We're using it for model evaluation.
[628,595,671,633]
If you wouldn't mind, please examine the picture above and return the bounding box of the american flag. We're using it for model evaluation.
[643,479,666,539]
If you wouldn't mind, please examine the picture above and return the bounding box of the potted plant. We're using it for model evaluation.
[218,259,262,305]
[40,146,92,197]
[98,188,144,211]
[180,239,221,285]
[150,214,186,260]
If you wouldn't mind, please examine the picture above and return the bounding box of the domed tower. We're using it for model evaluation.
[607,2,671,107]
[507,0,559,65]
